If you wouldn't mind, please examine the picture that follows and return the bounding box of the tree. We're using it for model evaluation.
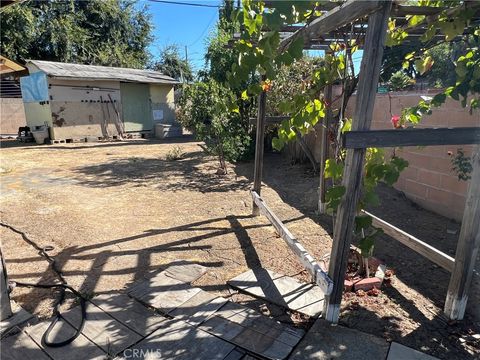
[151,45,193,82]
[0,0,153,68]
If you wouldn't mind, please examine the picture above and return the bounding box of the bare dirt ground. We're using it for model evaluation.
[1,137,478,359]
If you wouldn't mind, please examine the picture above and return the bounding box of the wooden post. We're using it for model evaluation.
[323,1,391,323]
[252,84,267,216]
[444,144,480,320]
[318,82,333,214]
[0,248,12,321]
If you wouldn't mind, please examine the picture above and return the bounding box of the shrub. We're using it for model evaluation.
[388,70,415,91]
[177,80,253,170]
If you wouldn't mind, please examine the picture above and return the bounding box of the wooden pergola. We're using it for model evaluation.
[247,0,480,324]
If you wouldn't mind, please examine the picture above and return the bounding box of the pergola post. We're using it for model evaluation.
[318,81,333,214]
[252,84,267,216]
[324,1,392,323]
[444,144,480,320]
[0,248,12,321]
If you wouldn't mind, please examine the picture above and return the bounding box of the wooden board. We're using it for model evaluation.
[163,262,208,283]
[117,319,236,360]
[251,191,333,295]
[128,271,184,300]
[24,320,107,360]
[200,302,304,360]
[168,289,228,326]
[363,210,455,272]
[1,327,50,360]
[61,302,142,356]
[289,318,390,360]
[90,293,167,336]
[342,127,480,149]
[228,269,324,317]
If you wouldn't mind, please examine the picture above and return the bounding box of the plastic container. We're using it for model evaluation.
[31,126,50,145]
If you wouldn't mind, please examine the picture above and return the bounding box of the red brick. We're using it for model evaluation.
[344,280,354,292]
[354,277,382,292]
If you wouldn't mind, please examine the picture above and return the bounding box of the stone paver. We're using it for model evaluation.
[387,342,439,360]
[289,318,390,360]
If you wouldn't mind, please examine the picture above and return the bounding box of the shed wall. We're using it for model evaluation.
[47,78,122,139]
[150,84,176,125]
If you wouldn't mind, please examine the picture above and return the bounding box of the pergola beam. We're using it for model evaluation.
[444,145,480,320]
[323,1,392,324]
[278,0,385,52]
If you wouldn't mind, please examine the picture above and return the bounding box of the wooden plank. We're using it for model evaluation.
[228,269,324,317]
[200,302,304,360]
[387,342,439,360]
[118,319,236,360]
[324,1,392,324]
[168,289,228,326]
[318,81,333,214]
[249,116,289,125]
[252,83,267,216]
[251,191,333,295]
[363,210,455,272]
[444,144,480,320]
[1,327,50,360]
[0,303,34,337]
[24,320,107,360]
[89,293,167,336]
[61,302,142,356]
[343,127,480,149]
[223,347,247,360]
[279,0,384,51]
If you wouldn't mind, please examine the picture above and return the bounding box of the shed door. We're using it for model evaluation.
[120,83,152,132]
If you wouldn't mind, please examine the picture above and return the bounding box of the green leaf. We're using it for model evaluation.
[325,185,346,209]
[324,159,344,182]
[288,36,304,60]
[355,215,373,232]
[358,235,375,257]
[272,137,284,151]
[415,55,434,75]
[241,90,249,100]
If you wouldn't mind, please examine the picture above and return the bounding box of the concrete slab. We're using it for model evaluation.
[201,301,304,360]
[0,302,35,337]
[387,342,439,360]
[24,320,107,360]
[0,327,49,360]
[90,293,167,336]
[117,319,236,360]
[228,269,324,317]
[289,318,390,360]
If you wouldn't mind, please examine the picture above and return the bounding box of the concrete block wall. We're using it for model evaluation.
[347,91,479,221]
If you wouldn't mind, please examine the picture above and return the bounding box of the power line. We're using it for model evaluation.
[187,9,218,47]
[148,0,221,8]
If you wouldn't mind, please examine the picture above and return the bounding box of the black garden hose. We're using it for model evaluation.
[0,222,87,347]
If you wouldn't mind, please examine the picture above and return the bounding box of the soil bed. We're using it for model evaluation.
[0,138,478,359]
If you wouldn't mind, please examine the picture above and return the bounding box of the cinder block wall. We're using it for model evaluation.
[0,98,26,135]
[347,92,479,221]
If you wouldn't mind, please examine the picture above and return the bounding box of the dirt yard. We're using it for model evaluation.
[1,138,478,359]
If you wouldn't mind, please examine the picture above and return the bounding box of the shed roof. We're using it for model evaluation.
[26,60,179,85]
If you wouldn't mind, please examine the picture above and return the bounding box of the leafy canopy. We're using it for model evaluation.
[1,0,153,68]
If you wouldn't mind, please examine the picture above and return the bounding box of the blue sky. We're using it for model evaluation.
[139,0,363,73]
[139,0,222,71]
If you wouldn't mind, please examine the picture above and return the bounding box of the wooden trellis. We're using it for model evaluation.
[248,0,480,324]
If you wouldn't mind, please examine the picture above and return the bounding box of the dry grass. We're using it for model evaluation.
[0,137,478,359]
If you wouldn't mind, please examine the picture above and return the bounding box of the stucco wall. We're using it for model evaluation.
[0,98,26,135]
[345,91,479,221]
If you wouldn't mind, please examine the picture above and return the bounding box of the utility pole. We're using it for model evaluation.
[185,45,188,63]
